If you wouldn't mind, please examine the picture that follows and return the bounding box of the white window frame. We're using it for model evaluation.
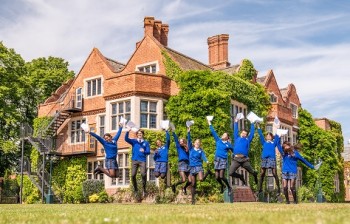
[111,100,131,130]
[70,118,86,144]
[334,173,340,193]
[140,100,157,129]
[136,61,159,74]
[290,103,298,119]
[99,115,106,136]
[84,76,103,98]
[296,167,302,188]
[75,87,83,109]
[111,150,130,186]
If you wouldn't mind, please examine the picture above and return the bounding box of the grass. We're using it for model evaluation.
[0,202,349,224]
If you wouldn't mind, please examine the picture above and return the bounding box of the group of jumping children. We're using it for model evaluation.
[86,114,318,205]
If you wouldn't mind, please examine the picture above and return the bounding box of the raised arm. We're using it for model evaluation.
[112,125,123,142]
[248,122,255,143]
[172,132,181,148]
[124,130,133,144]
[257,128,265,145]
[209,125,220,142]
[165,130,170,150]
[276,140,284,155]
[233,121,239,141]
[296,151,314,169]
[90,132,105,145]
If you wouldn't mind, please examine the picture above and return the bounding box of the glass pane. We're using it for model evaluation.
[145,66,150,73]
[150,114,157,128]
[149,168,155,182]
[125,101,131,112]
[140,114,148,128]
[71,131,75,143]
[125,169,130,184]
[97,78,102,95]
[71,121,76,130]
[150,102,157,112]
[87,162,92,173]
[118,154,123,167]
[87,81,91,97]
[125,153,129,167]
[111,116,117,130]
[99,127,104,136]
[92,79,97,95]
[112,104,117,115]
[100,116,105,126]
[151,65,156,73]
[118,102,124,113]
[140,101,148,112]
[81,130,85,142]
[118,169,123,184]
[125,114,131,122]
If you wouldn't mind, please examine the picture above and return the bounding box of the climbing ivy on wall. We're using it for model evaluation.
[162,51,270,193]
[298,108,345,202]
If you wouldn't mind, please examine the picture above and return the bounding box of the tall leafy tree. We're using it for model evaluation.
[26,57,75,105]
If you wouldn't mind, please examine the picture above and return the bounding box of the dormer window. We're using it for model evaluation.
[136,61,158,74]
[86,77,102,97]
[269,93,277,103]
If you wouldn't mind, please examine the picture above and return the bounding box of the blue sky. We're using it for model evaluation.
[1,0,349,144]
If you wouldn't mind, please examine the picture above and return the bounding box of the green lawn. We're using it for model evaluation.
[0,203,349,224]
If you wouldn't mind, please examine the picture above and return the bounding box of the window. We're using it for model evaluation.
[111,101,131,130]
[137,63,157,74]
[99,115,105,136]
[76,87,82,108]
[230,101,247,130]
[89,126,96,150]
[290,103,298,118]
[140,100,157,129]
[265,124,273,133]
[269,93,277,103]
[111,152,130,186]
[86,78,102,97]
[70,119,86,143]
[87,160,104,180]
[266,169,275,191]
[334,173,340,193]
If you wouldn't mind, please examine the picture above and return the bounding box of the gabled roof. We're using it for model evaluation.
[104,57,125,73]
[163,46,212,71]
[216,64,240,74]
[256,75,267,85]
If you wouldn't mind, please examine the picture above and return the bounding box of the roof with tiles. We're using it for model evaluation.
[216,64,240,74]
[104,57,125,73]
[163,46,212,71]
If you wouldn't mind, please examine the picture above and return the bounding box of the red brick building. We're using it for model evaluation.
[37,16,307,200]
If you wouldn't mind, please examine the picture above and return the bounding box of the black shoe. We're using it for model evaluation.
[171,185,176,193]
[207,169,214,176]
[182,187,187,195]
[220,186,225,194]
[94,165,101,175]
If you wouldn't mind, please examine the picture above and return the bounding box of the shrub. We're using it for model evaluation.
[82,179,104,202]
[89,194,99,203]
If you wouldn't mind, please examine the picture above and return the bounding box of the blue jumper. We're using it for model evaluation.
[277,144,314,174]
[258,128,279,159]
[210,125,233,159]
[89,126,122,159]
[233,122,255,157]
[153,131,170,162]
[172,132,189,162]
[125,131,151,162]
[187,131,208,167]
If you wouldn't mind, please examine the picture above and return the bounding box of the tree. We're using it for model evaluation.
[26,57,75,105]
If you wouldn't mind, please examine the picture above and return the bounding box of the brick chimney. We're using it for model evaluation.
[207,34,230,69]
[160,24,169,46]
[144,16,155,37]
[143,16,169,46]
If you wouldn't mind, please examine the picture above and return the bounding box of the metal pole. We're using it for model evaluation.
[42,153,45,203]
[19,124,24,204]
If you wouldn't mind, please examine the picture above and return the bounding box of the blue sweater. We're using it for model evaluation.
[277,144,314,174]
[89,126,122,159]
[233,122,255,157]
[173,132,189,162]
[210,125,233,159]
[258,128,279,159]
[153,131,170,162]
[125,131,151,162]
[187,131,208,167]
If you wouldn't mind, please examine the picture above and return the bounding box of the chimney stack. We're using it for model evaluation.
[144,16,155,37]
[207,34,230,69]
[143,16,169,46]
